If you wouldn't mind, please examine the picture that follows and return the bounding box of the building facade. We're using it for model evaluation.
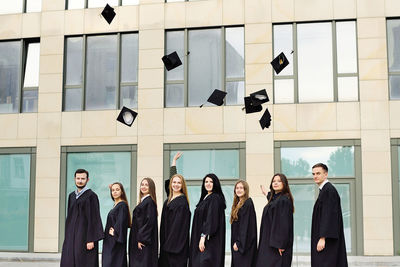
[0,0,399,257]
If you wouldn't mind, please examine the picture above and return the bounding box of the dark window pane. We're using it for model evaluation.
[64,88,83,111]
[22,90,38,113]
[121,33,139,83]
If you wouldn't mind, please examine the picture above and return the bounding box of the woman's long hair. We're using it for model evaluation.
[230,180,249,224]
[167,173,190,205]
[267,173,295,212]
[109,182,132,227]
[197,173,226,209]
[139,177,157,211]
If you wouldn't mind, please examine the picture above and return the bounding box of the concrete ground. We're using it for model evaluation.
[1,253,400,266]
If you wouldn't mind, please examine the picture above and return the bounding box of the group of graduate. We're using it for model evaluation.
[60,152,348,267]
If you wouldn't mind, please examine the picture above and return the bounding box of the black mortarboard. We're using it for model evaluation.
[259,108,271,129]
[101,4,116,25]
[200,89,227,108]
[243,96,262,114]
[162,51,182,71]
[270,52,289,75]
[117,106,137,127]
[250,89,269,106]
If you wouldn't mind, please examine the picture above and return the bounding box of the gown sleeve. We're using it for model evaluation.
[137,201,157,246]
[236,200,255,254]
[163,202,191,253]
[202,195,222,238]
[269,196,292,249]
[113,203,130,244]
[319,186,340,239]
[86,193,104,243]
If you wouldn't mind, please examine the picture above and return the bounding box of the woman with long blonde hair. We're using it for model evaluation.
[102,182,131,267]
[128,177,158,267]
[230,180,257,267]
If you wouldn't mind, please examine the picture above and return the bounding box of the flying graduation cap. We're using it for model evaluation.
[243,96,263,114]
[259,108,272,129]
[117,106,137,127]
[162,51,182,71]
[270,52,289,75]
[250,89,269,106]
[199,89,227,108]
[101,4,116,24]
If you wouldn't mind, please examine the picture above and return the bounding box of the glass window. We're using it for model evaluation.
[0,40,40,114]
[387,19,400,99]
[26,0,42,12]
[67,0,138,9]
[0,150,34,251]
[275,141,361,255]
[165,26,244,107]
[0,0,41,14]
[64,33,138,111]
[165,143,245,253]
[273,21,358,103]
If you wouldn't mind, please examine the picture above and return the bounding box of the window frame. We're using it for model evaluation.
[272,20,359,104]
[65,0,138,9]
[62,32,139,111]
[0,38,40,114]
[58,145,137,251]
[164,26,245,107]
[274,139,363,256]
[0,147,36,252]
[390,139,400,255]
[386,17,400,100]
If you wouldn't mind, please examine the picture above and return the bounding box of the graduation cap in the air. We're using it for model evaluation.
[250,89,269,106]
[259,108,271,129]
[243,96,263,114]
[101,4,116,24]
[162,51,182,71]
[117,106,137,127]
[199,89,227,108]
[270,52,289,75]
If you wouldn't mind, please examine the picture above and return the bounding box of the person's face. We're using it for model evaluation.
[171,176,183,194]
[111,184,122,200]
[235,182,245,198]
[75,172,88,189]
[312,167,328,186]
[140,179,149,195]
[204,177,214,193]
[271,175,284,193]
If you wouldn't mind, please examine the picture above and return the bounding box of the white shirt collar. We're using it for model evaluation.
[319,179,329,190]
[141,194,150,202]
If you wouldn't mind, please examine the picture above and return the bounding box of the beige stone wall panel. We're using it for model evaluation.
[385,0,400,16]
[358,38,387,60]
[274,130,361,140]
[246,153,273,176]
[84,7,119,33]
[245,23,271,44]
[163,133,245,143]
[36,138,61,158]
[163,108,186,135]
[245,43,271,64]
[294,0,333,21]
[41,11,64,36]
[362,172,392,196]
[81,110,117,137]
[139,48,164,69]
[357,18,386,39]
[36,157,61,179]
[359,80,388,101]
[363,195,393,218]
[0,114,19,139]
[34,217,59,239]
[222,0,244,25]
[38,93,63,113]
[34,238,58,252]
[137,135,163,156]
[137,108,164,135]
[41,0,65,11]
[118,5,139,31]
[40,36,64,56]
[246,132,274,154]
[273,104,297,132]
[223,106,246,134]
[61,136,138,146]
[271,0,294,22]
[360,101,389,130]
[138,68,164,88]
[139,3,164,30]
[361,130,390,152]
[296,103,337,132]
[165,2,186,29]
[333,0,356,19]
[61,112,82,138]
[136,155,163,177]
[245,105,274,133]
[244,0,271,24]
[64,9,84,35]
[359,59,388,81]
[245,64,270,84]
[185,107,223,134]
[39,54,63,74]
[22,13,41,38]
[362,151,391,173]
[389,101,400,129]
[186,0,222,27]
[364,217,394,240]
[18,113,38,139]
[0,14,22,39]
[336,102,361,131]
[139,29,164,49]
[356,0,385,18]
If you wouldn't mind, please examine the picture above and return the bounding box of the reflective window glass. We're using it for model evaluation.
[336,21,357,74]
[273,24,293,76]
[26,0,41,12]
[0,0,23,14]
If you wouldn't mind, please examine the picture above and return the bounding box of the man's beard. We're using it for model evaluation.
[76,183,86,189]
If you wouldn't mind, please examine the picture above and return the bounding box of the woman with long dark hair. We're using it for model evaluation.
[129,178,158,267]
[189,173,226,267]
[255,173,294,267]
[158,173,191,267]
[102,182,131,267]
[230,180,257,267]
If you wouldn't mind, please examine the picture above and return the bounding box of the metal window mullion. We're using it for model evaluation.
[82,36,87,110]
[166,80,185,84]
[121,81,139,86]
[332,21,338,102]
[117,33,121,109]
[184,29,188,107]
[22,86,38,91]
[389,71,400,75]
[274,75,294,80]
[222,27,226,102]
[23,0,27,13]
[28,150,36,252]
[337,73,358,77]
[85,0,88,8]
[119,0,122,5]
[64,84,82,89]
[293,23,299,104]
[226,77,245,82]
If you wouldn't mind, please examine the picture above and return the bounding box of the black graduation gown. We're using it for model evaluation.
[158,195,191,267]
[311,182,348,267]
[60,189,104,267]
[255,193,293,267]
[189,193,226,267]
[129,196,158,267]
[102,201,130,267]
[231,198,257,267]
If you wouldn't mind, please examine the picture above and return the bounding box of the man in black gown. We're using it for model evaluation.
[311,163,348,267]
[60,169,104,267]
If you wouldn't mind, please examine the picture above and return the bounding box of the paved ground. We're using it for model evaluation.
[1,253,400,267]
